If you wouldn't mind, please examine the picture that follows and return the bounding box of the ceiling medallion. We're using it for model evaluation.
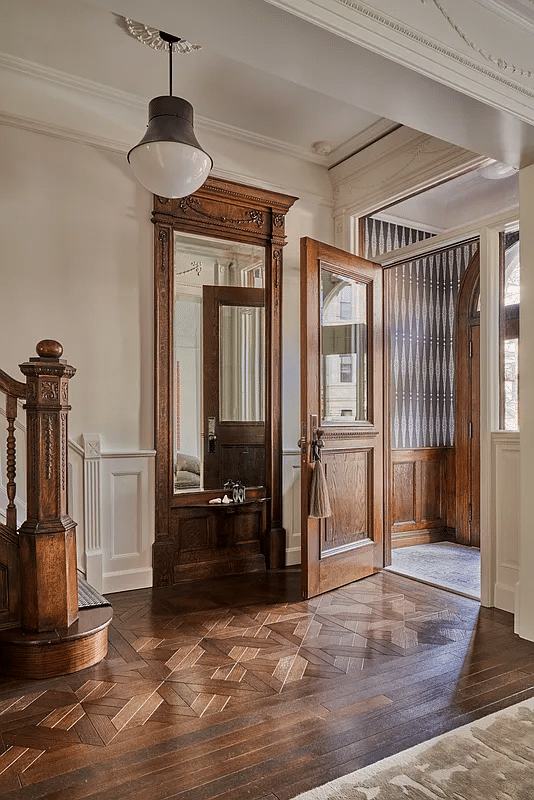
[125,18,202,54]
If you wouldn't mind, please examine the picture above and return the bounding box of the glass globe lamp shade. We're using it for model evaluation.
[128,95,212,198]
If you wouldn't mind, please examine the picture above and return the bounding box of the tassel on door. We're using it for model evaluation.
[309,431,332,518]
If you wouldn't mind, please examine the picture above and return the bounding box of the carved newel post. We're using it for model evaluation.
[18,340,78,632]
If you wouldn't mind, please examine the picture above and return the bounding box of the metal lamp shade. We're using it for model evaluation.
[128,96,212,198]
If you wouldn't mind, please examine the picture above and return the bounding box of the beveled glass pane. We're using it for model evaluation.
[220,305,265,422]
[321,269,368,423]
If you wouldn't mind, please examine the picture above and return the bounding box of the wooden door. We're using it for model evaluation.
[456,251,480,547]
[203,285,265,490]
[470,324,480,546]
[300,238,384,598]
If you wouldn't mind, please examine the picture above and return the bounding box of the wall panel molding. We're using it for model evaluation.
[282,450,302,565]
[493,431,520,613]
[99,451,155,595]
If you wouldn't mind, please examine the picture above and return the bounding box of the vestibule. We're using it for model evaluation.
[326,126,522,623]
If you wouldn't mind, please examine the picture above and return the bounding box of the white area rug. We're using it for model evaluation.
[385,542,480,599]
[290,696,534,799]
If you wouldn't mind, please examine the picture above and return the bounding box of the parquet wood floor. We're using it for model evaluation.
[1,568,534,799]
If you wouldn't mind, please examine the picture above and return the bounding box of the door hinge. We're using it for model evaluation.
[468,421,473,438]
[468,503,472,523]
[469,339,473,358]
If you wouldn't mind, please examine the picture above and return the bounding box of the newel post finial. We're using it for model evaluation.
[18,340,78,632]
[35,339,64,359]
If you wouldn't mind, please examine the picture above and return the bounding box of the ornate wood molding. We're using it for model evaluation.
[153,177,297,582]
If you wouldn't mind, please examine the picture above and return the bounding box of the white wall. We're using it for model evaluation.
[0,124,154,451]
[0,120,333,592]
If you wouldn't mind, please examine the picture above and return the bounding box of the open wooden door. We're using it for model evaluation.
[203,285,265,490]
[300,238,384,598]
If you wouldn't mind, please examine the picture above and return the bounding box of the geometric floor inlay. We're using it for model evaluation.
[0,573,472,785]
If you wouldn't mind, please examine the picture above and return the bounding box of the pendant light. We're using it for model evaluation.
[128,31,212,198]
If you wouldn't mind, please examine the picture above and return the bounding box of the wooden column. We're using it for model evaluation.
[18,340,78,632]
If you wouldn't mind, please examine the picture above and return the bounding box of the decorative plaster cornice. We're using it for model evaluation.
[426,0,533,78]
[336,0,534,100]
[329,126,489,218]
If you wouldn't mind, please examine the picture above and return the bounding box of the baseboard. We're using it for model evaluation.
[103,567,153,595]
[494,581,516,614]
[391,528,455,548]
[285,546,301,566]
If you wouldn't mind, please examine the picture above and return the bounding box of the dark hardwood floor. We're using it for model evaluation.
[2,568,534,799]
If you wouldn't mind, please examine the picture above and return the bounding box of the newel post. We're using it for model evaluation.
[18,340,78,631]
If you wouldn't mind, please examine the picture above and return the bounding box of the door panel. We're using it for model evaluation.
[203,285,265,489]
[300,237,384,599]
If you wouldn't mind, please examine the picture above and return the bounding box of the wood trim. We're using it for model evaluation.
[153,178,297,583]
[0,369,25,399]
[390,447,454,548]
[300,238,384,598]
[455,250,480,546]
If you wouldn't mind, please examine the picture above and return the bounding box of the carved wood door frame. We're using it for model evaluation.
[152,177,297,584]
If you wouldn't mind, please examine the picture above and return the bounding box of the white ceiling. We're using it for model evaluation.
[2,0,532,227]
[1,0,397,164]
[378,162,519,232]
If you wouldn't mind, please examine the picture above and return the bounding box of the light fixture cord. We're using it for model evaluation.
[168,42,173,96]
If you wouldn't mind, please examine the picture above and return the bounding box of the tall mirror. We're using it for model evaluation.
[153,177,297,587]
[173,233,266,491]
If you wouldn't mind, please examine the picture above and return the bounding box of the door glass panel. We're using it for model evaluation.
[500,230,520,430]
[220,305,265,421]
[320,268,368,423]
[173,231,265,492]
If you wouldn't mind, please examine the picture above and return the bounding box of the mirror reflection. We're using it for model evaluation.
[321,268,368,423]
[220,305,265,422]
[173,232,265,493]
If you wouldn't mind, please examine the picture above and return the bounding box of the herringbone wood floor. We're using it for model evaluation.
[1,568,534,799]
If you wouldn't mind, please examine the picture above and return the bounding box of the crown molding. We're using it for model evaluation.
[373,210,444,234]
[0,114,333,210]
[329,126,490,218]
[206,166,334,209]
[0,111,129,155]
[326,118,401,167]
[472,0,534,34]
[263,0,534,124]
[0,52,334,166]
[0,53,145,110]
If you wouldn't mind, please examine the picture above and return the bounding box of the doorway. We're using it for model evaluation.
[361,215,482,599]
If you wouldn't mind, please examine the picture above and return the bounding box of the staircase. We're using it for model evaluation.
[0,340,112,678]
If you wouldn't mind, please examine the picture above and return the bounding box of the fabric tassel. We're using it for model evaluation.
[309,457,332,518]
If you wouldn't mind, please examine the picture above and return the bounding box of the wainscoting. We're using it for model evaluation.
[390,447,455,547]
[0,412,155,595]
[0,418,522,607]
[81,434,155,594]
[493,432,520,613]
[282,450,302,566]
